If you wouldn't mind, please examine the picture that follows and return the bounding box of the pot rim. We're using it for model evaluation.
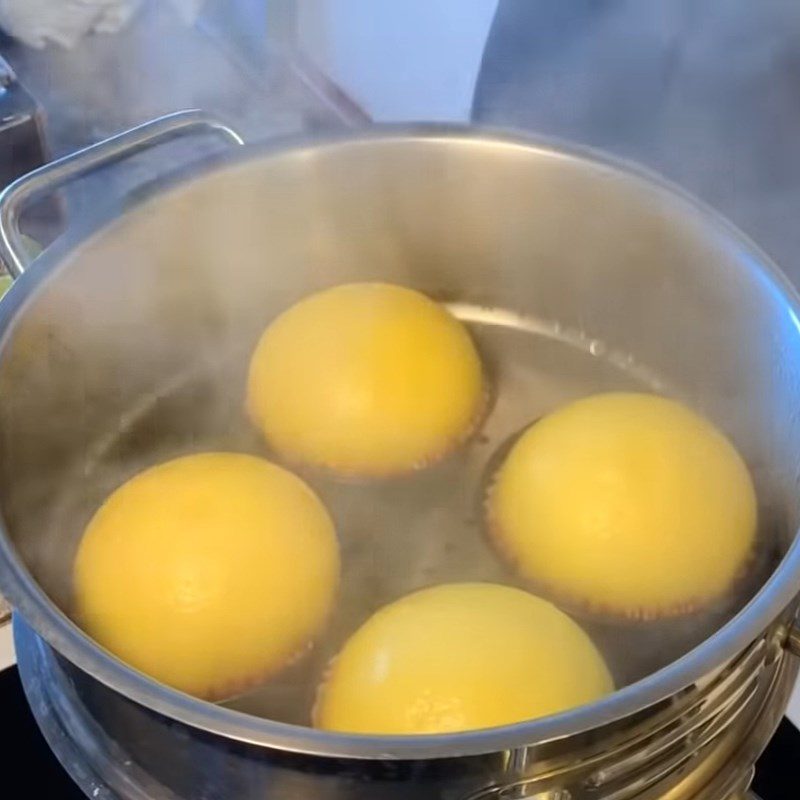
[1,123,799,760]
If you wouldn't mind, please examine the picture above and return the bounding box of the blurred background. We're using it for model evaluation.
[2,0,800,270]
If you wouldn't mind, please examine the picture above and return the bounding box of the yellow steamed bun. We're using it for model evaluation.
[73,453,340,700]
[246,283,484,477]
[314,583,612,734]
[488,392,757,619]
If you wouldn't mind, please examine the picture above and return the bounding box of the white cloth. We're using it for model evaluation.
[0,0,205,49]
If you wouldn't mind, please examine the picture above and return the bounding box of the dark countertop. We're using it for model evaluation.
[4,667,100,799]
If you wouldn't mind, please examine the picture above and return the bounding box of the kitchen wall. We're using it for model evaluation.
[294,0,498,121]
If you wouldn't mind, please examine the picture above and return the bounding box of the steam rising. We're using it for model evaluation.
[0,124,786,726]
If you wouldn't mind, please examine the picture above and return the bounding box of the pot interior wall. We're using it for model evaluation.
[0,135,798,722]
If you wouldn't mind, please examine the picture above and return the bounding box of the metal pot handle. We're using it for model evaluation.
[0,108,244,278]
[0,110,243,637]
[787,621,800,657]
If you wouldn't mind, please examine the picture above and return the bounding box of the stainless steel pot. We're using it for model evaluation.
[1,112,800,800]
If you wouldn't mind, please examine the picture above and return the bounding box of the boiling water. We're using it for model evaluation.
[43,305,777,726]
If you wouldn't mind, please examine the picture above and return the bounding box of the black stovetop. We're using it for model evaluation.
[3,667,797,799]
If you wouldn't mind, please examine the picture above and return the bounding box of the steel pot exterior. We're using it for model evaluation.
[14,617,798,800]
[0,125,800,796]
